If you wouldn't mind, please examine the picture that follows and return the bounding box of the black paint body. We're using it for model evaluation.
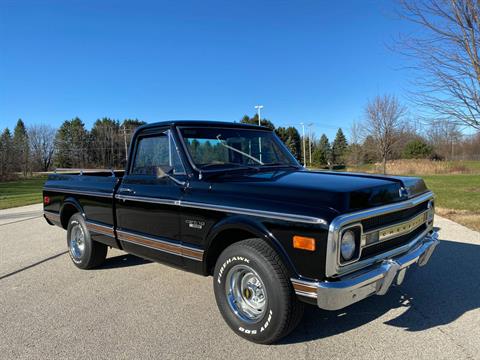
[43,121,429,282]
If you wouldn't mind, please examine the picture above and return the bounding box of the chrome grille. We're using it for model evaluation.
[360,224,427,259]
[361,201,429,232]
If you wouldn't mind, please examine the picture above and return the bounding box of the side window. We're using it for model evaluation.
[131,131,185,176]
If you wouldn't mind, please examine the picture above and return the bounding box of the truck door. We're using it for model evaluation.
[115,128,188,266]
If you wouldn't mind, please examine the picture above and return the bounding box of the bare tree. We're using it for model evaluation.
[364,95,406,174]
[398,0,480,130]
[28,124,56,171]
[348,121,363,165]
[426,119,463,158]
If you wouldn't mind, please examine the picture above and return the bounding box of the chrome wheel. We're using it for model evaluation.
[69,223,86,261]
[225,264,267,323]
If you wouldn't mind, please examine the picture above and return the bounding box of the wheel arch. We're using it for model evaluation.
[203,216,298,277]
[60,197,84,229]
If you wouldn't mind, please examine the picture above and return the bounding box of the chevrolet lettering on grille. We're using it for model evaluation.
[377,212,427,242]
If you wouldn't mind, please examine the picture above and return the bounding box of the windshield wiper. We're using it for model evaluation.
[200,162,258,171]
[200,163,260,180]
[216,135,264,165]
[261,163,301,168]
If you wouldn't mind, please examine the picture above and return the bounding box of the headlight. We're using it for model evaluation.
[340,230,356,261]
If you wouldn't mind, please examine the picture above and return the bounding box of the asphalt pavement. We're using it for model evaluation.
[0,203,479,360]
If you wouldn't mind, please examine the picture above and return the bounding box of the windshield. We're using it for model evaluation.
[179,127,299,170]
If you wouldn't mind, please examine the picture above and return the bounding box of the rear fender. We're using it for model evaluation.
[60,197,84,228]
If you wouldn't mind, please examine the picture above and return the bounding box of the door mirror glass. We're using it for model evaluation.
[156,165,174,179]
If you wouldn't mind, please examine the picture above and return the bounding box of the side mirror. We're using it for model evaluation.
[156,165,186,186]
[156,166,174,179]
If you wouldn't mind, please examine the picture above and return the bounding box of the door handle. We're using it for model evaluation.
[119,188,135,194]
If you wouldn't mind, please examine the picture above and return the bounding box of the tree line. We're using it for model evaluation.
[0,118,145,180]
[240,115,349,168]
[241,93,480,174]
[1,102,479,180]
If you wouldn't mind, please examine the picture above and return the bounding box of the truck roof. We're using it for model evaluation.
[138,120,270,131]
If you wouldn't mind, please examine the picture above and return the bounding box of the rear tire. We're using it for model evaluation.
[213,239,304,344]
[67,213,107,269]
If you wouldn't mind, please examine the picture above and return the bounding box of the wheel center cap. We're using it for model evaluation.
[243,288,252,299]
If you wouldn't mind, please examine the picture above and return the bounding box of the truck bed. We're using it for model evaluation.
[43,171,124,249]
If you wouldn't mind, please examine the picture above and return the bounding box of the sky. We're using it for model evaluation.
[0,0,419,140]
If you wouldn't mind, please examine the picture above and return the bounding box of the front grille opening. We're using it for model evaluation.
[360,224,427,259]
[361,201,429,232]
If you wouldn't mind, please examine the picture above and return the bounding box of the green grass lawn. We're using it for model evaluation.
[422,174,480,212]
[0,176,47,209]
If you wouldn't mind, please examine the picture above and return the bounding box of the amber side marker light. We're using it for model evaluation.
[293,235,316,251]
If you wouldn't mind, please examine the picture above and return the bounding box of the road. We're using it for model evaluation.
[0,204,479,360]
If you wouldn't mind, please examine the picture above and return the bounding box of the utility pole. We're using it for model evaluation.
[123,124,128,161]
[308,123,313,166]
[254,105,263,126]
[300,122,306,166]
[254,105,264,162]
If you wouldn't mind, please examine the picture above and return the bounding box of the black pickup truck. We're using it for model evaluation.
[43,121,439,344]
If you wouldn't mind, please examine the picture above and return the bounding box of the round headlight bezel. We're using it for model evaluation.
[339,225,361,264]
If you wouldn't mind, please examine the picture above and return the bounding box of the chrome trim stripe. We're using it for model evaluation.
[43,187,113,199]
[115,194,327,226]
[85,221,115,237]
[115,194,179,206]
[291,279,318,299]
[326,191,434,278]
[44,210,60,222]
[180,201,327,225]
[116,229,204,261]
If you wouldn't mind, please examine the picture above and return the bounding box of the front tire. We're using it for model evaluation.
[67,213,107,269]
[213,239,304,344]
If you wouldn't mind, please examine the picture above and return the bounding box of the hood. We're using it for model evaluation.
[207,169,428,217]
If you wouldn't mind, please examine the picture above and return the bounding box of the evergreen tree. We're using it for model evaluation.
[362,135,378,163]
[120,119,146,165]
[332,128,348,166]
[0,128,14,178]
[90,118,120,168]
[312,134,331,167]
[275,126,301,160]
[240,114,275,130]
[13,119,30,176]
[54,118,89,168]
[402,139,433,159]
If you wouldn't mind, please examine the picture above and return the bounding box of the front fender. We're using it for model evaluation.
[204,215,299,277]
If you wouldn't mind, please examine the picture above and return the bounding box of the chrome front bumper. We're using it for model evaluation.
[291,230,439,311]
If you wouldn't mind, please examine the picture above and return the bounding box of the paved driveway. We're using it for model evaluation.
[0,204,479,359]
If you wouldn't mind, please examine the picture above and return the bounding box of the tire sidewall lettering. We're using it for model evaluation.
[238,309,273,335]
[217,256,250,284]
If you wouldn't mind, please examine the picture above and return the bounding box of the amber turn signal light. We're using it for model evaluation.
[293,235,316,251]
